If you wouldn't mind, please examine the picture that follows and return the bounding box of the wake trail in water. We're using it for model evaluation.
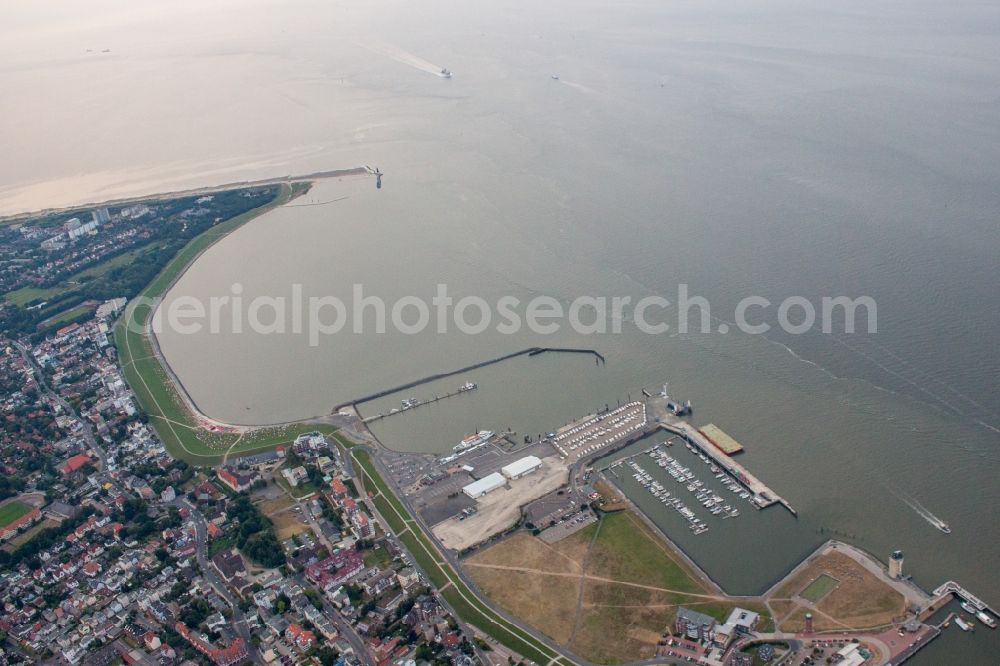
[887,485,951,532]
[557,80,599,96]
[359,40,450,77]
[857,336,1000,420]
[831,336,1000,434]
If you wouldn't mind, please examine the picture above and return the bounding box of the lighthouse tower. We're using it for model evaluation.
[889,550,904,580]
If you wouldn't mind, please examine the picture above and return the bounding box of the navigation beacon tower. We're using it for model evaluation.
[889,550,904,579]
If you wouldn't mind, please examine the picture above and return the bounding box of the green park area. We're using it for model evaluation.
[466,508,773,663]
[6,246,151,307]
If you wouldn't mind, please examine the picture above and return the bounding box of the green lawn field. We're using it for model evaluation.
[800,573,839,602]
[0,502,33,528]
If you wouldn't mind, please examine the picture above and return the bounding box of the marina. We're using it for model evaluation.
[653,418,796,515]
[607,439,755,536]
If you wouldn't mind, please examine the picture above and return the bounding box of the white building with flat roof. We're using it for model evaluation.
[463,472,505,499]
[501,455,542,479]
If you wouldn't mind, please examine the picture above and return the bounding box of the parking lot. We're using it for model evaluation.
[405,439,559,524]
[538,511,597,543]
[549,402,648,463]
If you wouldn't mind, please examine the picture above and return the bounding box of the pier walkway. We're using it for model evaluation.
[361,385,477,423]
[929,581,1000,620]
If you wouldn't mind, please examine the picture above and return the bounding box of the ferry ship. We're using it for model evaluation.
[932,518,952,534]
[455,430,493,451]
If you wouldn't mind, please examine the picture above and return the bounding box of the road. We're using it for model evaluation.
[180,499,261,664]
[290,571,374,666]
[13,341,115,483]
[15,338,268,660]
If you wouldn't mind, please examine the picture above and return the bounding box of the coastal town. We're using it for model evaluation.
[0,190,495,666]
[0,310,484,666]
[0,188,994,666]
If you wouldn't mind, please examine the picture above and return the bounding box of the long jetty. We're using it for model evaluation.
[362,386,476,423]
[332,346,604,413]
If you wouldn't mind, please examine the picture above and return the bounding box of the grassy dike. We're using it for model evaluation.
[114,182,337,466]
[352,448,575,666]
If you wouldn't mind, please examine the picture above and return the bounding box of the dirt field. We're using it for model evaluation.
[256,495,294,515]
[771,550,905,631]
[593,480,628,512]
[433,456,568,551]
[257,495,310,540]
[572,602,673,663]
[464,511,750,663]
[467,532,589,574]
[272,509,311,540]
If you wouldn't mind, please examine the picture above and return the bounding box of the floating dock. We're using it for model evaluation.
[361,384,478,423]
[930,581,1000,622]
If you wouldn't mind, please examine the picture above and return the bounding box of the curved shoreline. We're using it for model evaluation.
[113,172,368,463]
[145,181,327,429]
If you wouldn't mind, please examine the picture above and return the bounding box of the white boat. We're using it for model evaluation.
[977,611,997,629]
[455,430,493,451]
[955,617,973,632]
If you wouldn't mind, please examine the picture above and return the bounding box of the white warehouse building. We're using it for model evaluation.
[462,472,506,499]
[501,455,542,480]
